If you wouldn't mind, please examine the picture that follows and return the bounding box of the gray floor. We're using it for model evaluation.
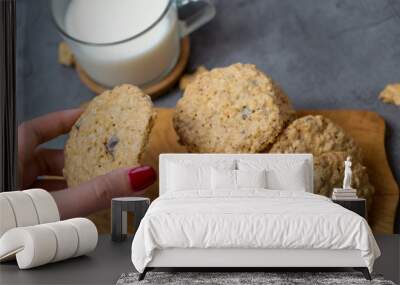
[0,235,398,285]
[16,0,400,231]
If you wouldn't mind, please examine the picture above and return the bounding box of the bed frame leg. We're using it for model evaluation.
[354,267,371,280]
[138,268,148,281]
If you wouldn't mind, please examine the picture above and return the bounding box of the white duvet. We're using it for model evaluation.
[131,190,380,273]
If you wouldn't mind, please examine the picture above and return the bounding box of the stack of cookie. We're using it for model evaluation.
[269,115,374,208]
[173,63,374,208]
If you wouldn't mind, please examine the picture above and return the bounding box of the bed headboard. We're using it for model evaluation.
[159,153,313,195]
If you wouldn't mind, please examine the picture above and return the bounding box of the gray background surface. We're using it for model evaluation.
[16,0,400,231]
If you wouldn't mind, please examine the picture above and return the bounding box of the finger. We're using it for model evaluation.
[19,149,65,189]
[31,179,68,191]
[51,166,156,219]
[34,148,65,176]
[19,108,83,149]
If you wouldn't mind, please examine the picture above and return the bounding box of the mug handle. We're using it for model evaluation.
[177,0,216,37]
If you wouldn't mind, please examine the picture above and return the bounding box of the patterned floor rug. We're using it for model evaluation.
[117,271,395,285]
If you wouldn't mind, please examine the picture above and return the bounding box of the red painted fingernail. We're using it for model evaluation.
[128,166,156,192]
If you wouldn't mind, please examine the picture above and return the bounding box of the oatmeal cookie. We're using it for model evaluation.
[173,63,295,153]
[314,151,374,209]
[269,115,363,161]
[63,84,156,187]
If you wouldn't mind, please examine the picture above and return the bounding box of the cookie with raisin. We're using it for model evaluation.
[63,84,156,187]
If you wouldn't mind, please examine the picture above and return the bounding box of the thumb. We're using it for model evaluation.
[51,166,156,219]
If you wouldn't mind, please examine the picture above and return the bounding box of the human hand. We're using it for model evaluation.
[18,109,156,219]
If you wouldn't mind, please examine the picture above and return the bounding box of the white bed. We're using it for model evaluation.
[131,154,380,280]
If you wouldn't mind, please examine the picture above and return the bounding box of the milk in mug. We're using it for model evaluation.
[64,0,180,87]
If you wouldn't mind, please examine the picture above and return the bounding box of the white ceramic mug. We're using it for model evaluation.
[51,0,215,88]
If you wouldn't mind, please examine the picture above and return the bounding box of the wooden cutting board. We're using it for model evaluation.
[92,108,399,234]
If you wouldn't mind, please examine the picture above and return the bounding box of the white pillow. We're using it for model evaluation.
[211,168,236,190]
[166,159,236,192]
[211,169,267,190]
[167,162,211,191]
[266,164,307,191]
[238,159,309,192]
[236,169,267,189]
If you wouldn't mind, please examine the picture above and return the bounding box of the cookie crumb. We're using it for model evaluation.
[58,42,75,67]
[179,66,208,91]
[379,83,400,106]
